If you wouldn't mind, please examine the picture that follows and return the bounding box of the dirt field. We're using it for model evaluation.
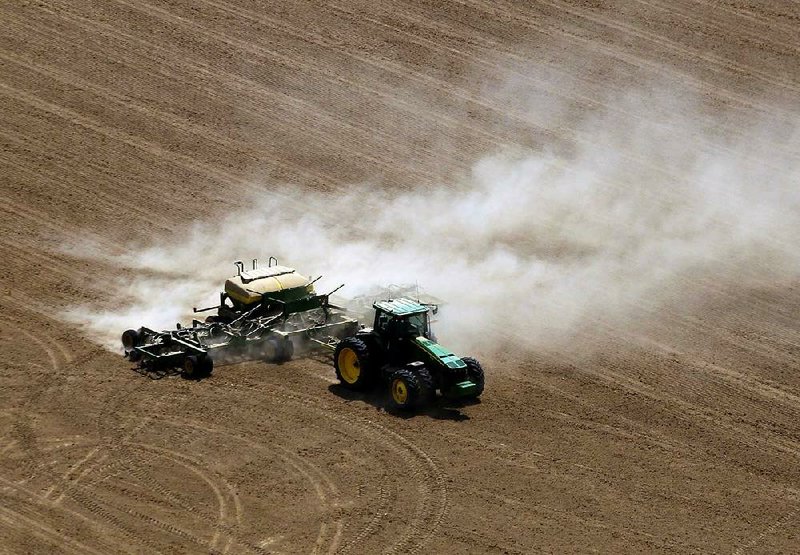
[2,1,799,553]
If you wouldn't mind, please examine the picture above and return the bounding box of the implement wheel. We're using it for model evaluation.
[121,329,140,351]
[461,357,485,398]
[182,354,213,380]
[333,337,373,390]
[264,337,294,363]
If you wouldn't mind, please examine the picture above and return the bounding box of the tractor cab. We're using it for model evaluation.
[373,298,432,340]
[371,298,436,364]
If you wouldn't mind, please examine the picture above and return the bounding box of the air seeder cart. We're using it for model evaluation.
[121,259,358,378]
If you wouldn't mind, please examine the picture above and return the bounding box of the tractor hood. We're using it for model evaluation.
[414,337,466,369]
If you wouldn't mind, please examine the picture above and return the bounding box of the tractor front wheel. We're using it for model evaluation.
[333,337,373,390]
[461,357,485,398]
[388,366,433,411]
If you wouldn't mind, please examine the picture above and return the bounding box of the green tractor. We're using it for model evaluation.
[333,298,485,410]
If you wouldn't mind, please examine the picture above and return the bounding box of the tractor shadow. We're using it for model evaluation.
[327,384,473,421]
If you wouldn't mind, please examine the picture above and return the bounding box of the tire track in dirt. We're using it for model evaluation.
[634,0,800,55]
[317,0,800,186]
[532,0,800,95]
[146,416,341,554]
[36,374,362,555]
[150,399,354,554]
[64,456,224,553]
[0,314,73,474]
[0,503,106,555]
[59,405,343,554]
[357,0,800,167]
[110,370,441,554]
[0,131,186,233]
[566,353,800,463]
[0,236,97,292]
[121,442,239,553]
[205,377,449,555]
[111,461,261,554]
[39,372,157,510]
[7,2,436,187]
[69,0,482,185]
[4,4,358,190]
[0,82,245,191]
[183,0,737,194]
[0,471,138,554]
[457,0,797,117]
[709,0,800,37]
[26,429,239,552]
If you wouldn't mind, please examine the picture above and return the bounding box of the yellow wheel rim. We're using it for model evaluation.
[338,348,360,384]
[391,379,408,405]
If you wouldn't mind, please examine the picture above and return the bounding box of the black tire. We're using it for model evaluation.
[199,355,214,377]
[182,355,200,379]
[333,337,374,390]
[281,338,294,361]
[410,364,436,407]
[263,337,282,362]
[121,329,140,351]
[264,336,294,363]
[388,367,432,411]
[416,365,435,405]
[182,354,212,379]
[461,357,485,398]
[128,350,142,363]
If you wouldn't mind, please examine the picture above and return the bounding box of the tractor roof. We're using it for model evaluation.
[373,298,429,317]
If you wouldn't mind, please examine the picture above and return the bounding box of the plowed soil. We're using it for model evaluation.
[2,1,799,553]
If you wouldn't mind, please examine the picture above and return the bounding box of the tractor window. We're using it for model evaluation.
[405,313,428,337]
[375,311,391,332]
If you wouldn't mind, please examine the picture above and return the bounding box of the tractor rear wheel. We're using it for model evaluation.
[388,366,433,411]
[461,357,485,398]
[333,337,373,390]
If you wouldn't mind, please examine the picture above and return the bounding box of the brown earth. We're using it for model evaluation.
[2,1,800,553]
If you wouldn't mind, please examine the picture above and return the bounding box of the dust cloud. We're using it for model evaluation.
[63,76,800,355]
